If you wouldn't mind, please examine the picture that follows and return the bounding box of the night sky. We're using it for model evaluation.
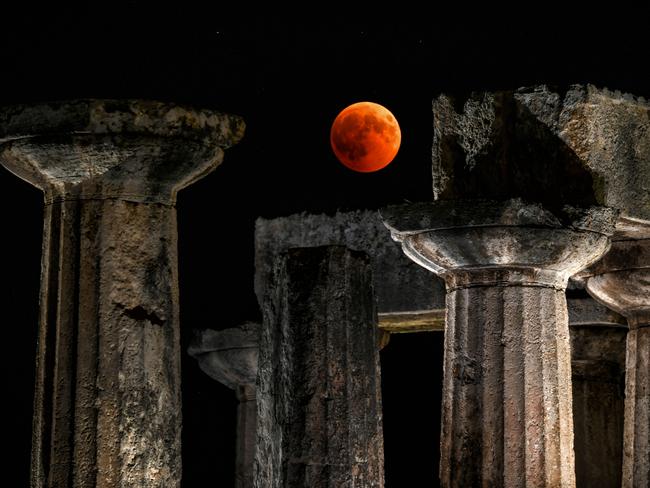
[1,7,649,486]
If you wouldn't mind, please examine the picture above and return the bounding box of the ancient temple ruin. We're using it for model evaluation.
[0,85,648,487]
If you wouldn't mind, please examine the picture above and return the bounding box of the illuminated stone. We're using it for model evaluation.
[383,199,617,487]
[0,100,244,487]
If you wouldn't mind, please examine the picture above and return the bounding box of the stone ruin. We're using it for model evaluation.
[0,85,647,487]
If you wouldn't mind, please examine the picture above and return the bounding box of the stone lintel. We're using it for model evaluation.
[431,85,650,230]
[378,309,445,333]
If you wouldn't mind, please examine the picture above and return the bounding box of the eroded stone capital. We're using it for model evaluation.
[0,99,245,204]
[187,323,260,390]
[381,199,617,289]
[583,239,650,326]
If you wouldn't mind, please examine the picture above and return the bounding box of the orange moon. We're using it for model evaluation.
[330,101,401,172]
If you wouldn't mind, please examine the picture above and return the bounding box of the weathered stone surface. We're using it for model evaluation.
[382,199,617,488]
[255,210,445,316]
[623,326,650,488]
[382,199,617,286]
[583,239,650,325]
[432,85,650,229]
[0,99,243,149]
[235,384,258,488]
[188,323,260,390]
[188,323,260,488]
[0,99,245,205]
[568,298,627,488]
[255,246,384,488]
[0,100,243,487]
[581,238,650,488]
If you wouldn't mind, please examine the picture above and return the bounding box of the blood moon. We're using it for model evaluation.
[330,101,401,172]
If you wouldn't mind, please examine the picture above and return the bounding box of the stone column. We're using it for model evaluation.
[0,100,244,487]
[188,323,260,488]
[382,199,617,487]
[581,238,650,488]
[255,246,384,488]
[568,298,627,487]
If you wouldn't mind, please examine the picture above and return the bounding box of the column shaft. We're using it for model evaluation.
[255,246,384,488]
[31,199,181,487]
[623,325,650,488]
[441,284,575,487]
[188,324,260,488]
[569,307,626,488]
[236,386,257,488]
[582,237,650,487]
[571,362,624,487]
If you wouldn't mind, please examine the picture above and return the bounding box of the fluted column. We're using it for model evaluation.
[235,385,257,488]
[0,100,244,487]
[188,323,260,488]
[255,246,384,488]
[383,199,617,487]
[624,323,650,488]
[582,237,650,488]
[568,298,626,487]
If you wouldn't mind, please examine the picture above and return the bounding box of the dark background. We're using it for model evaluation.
[1,7,648,487]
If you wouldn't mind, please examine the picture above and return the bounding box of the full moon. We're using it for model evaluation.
[330,101,401,172]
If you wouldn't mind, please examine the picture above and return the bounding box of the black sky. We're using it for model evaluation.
[1,7,649,486]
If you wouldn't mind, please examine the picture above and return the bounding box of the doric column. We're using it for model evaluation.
[188,323,260,488]
[581,238,650,488]
[255,246,384,488]
[383,199,617,487]
[0,100,244,487]
[568,297,627,487]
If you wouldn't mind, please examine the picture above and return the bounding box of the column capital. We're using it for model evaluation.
[581,238,650,327]
[188,322,260,390]
[0,99,245,205]
[382,198,618,289]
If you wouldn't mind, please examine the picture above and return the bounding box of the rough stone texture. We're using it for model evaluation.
[382,199,617,488]
[255,210,445,315]
[255,246,384,488]
[382,199,617,286]
[583,239,650,325]
[444,283,575,486]
[0,100,244,487]
[568,298,627,488]
[581,238,650,488]
[235,385,258,488]
[188,323,260,390]
[623,325,650,488]
[0,99,245,205]
[0,99,243,151]
[188,323,260,488]
[432,85,650,230]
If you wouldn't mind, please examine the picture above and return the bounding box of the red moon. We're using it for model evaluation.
[330,101,401,172]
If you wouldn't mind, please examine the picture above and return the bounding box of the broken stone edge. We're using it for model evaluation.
[381,198,618,238]
[0,99,246,147]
